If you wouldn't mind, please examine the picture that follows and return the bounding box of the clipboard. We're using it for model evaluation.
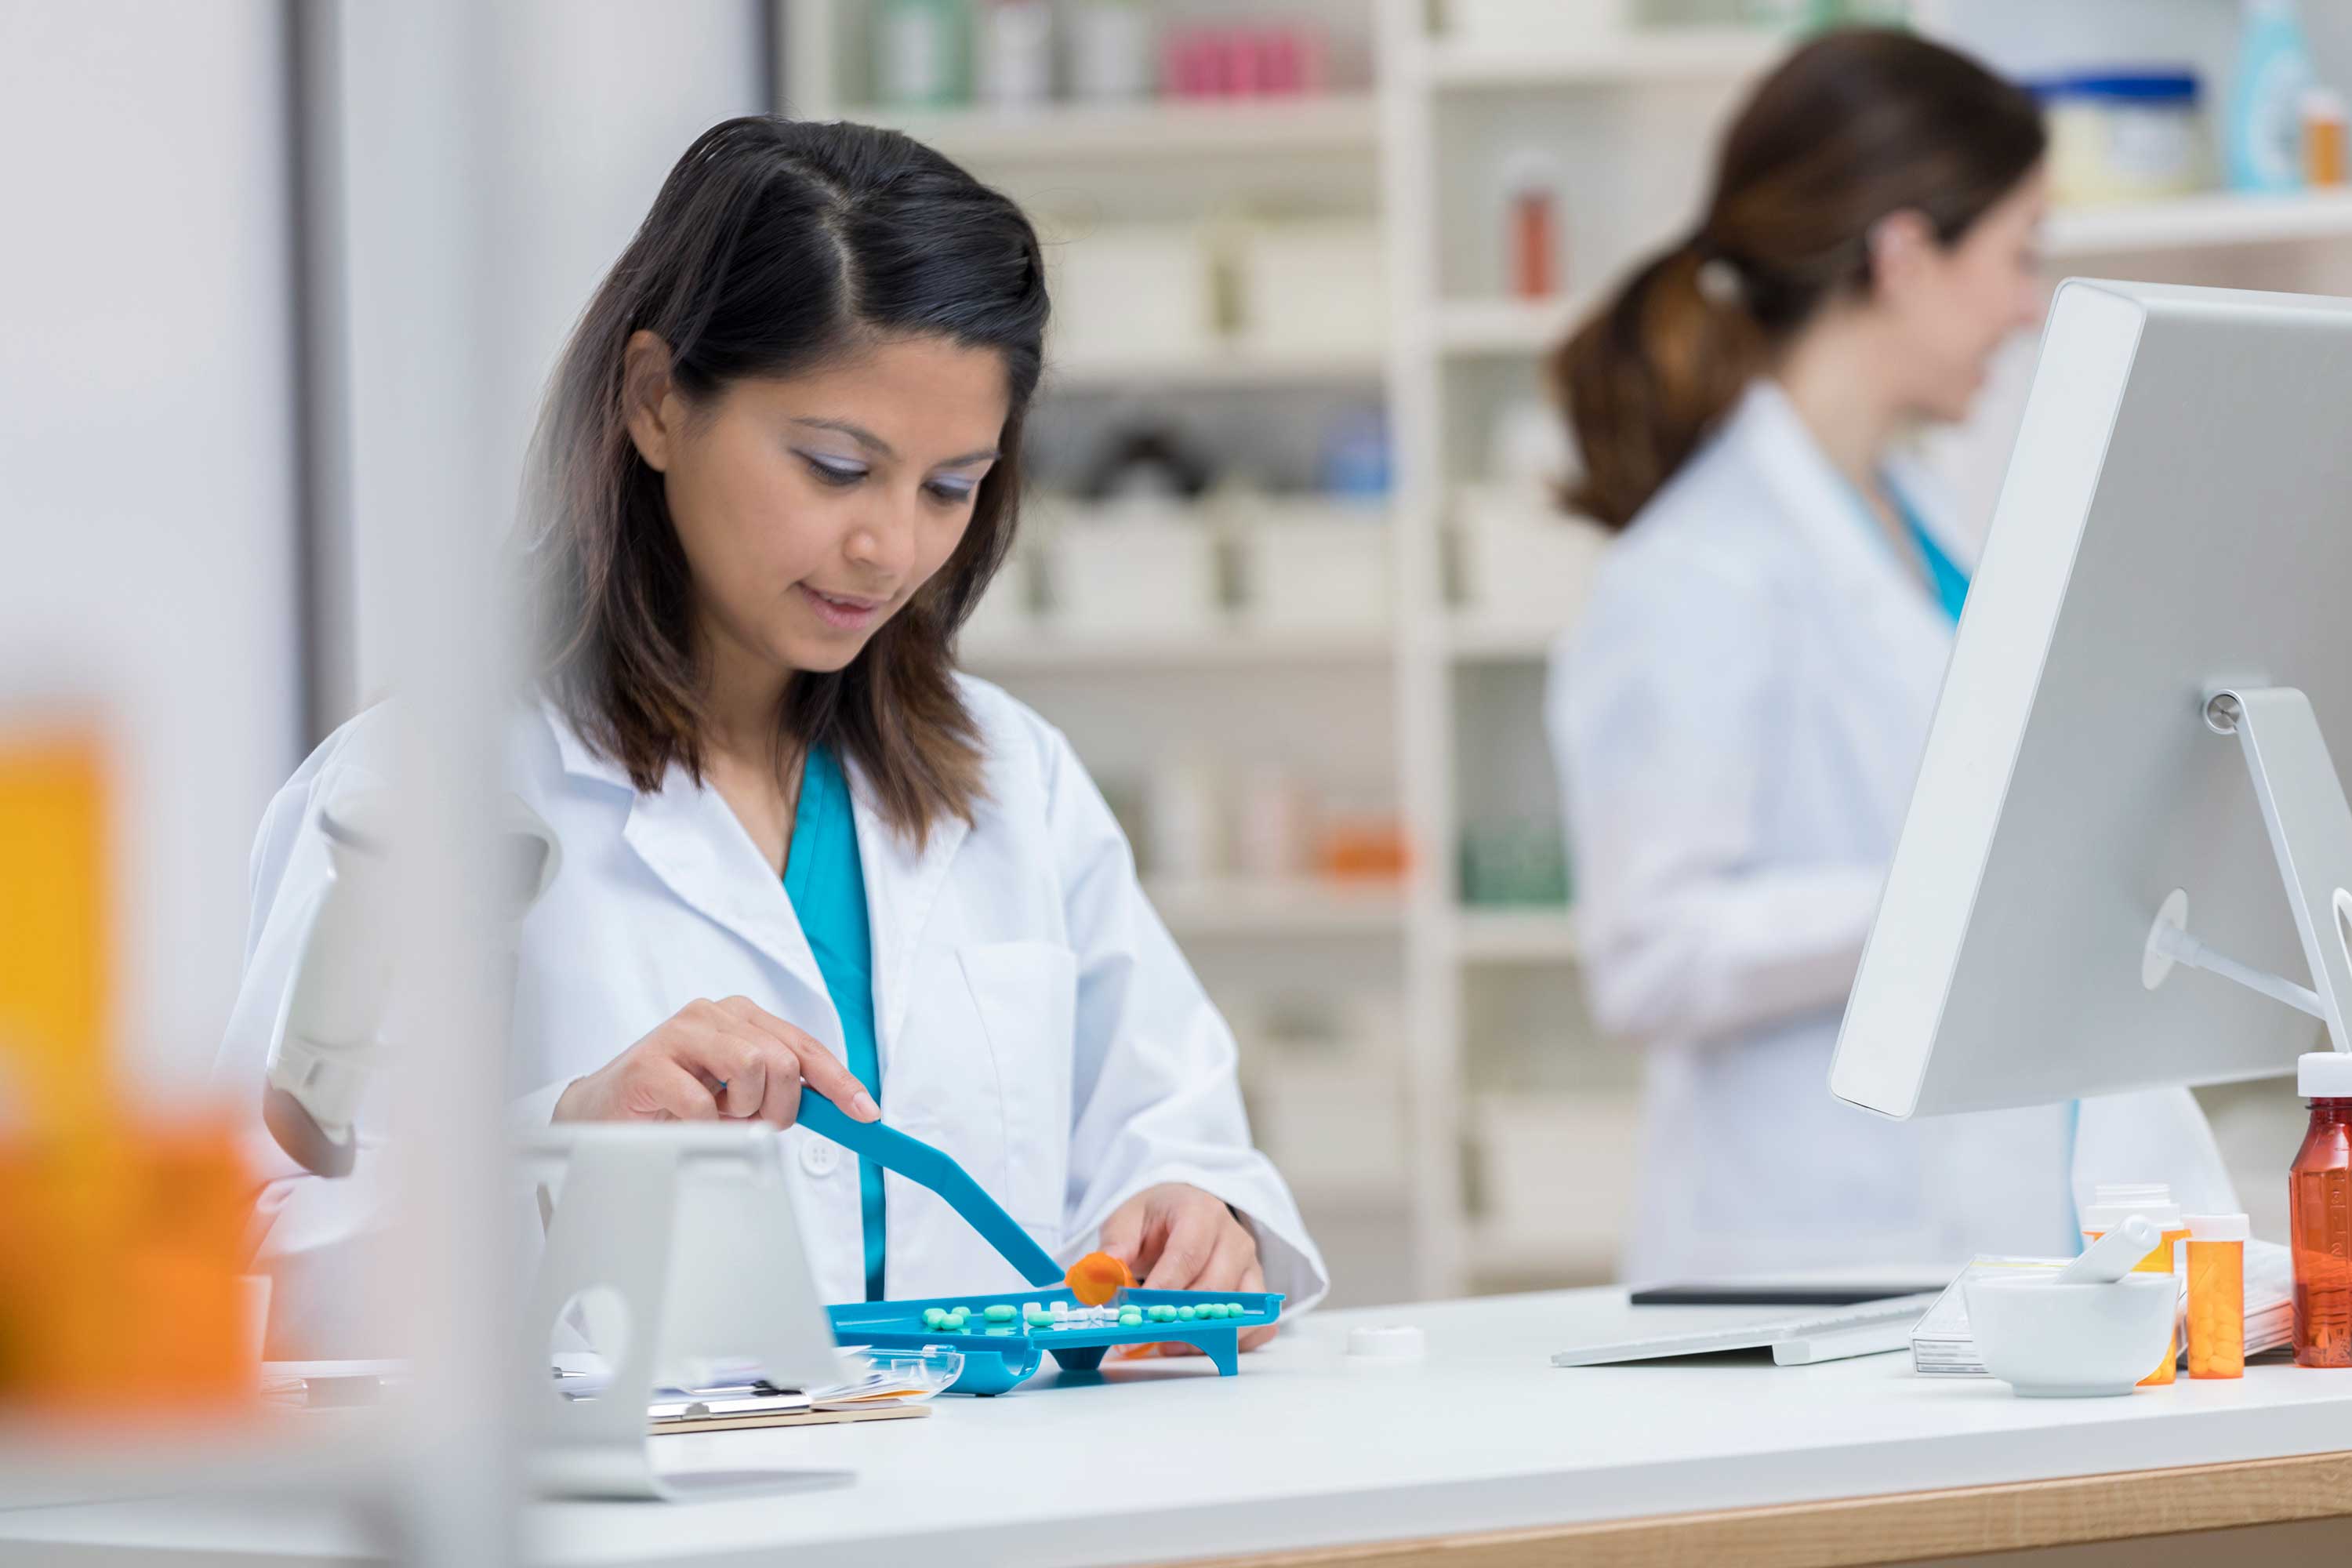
[650,1402,930,1436]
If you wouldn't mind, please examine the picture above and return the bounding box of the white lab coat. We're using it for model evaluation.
[218,680,1328,1356]
[1550,382,2234,1283]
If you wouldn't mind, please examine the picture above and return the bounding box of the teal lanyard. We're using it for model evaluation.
[782,745,886,1301]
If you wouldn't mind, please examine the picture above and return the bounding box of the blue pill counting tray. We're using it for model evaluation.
[828,1288,1284,1396]
[798,1089,1284,1395]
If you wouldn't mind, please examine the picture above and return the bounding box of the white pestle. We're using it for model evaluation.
[2053,1214,2163,1285]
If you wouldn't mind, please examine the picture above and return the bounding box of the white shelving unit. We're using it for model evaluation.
[786,1,2352,1305]
[1434,296,1592,357]
[1418,26,1779,89]
[1450,906,1581,964]
[1444,617,1566,662]
[861,90,1381,162]
[1148,876,1407,938]
[2046,189,2352,259]
[1049,343,1388,392]
[1375,0,1787,1297]
[962,626,1393,675]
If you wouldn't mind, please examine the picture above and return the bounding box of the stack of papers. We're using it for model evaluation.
[1911,1240,2297,1376]
[556,1345,964,1433]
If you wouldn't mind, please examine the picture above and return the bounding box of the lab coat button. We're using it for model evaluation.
[799,1137,839,1177]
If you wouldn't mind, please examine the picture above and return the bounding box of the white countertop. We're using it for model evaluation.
[3,1288,2347,1566]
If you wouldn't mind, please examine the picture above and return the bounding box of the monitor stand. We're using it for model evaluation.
[523,1129,853,1502]
[2143,685,2352,1058]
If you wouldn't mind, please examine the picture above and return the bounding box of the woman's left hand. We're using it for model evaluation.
[1098,1183,1276,1352]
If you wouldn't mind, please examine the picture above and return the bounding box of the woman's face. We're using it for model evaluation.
[1875,165,2049,423]
[628,333,1009,680]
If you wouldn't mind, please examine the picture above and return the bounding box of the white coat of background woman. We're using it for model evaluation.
[1546,31,2234,1283]
[217,118,1327,1354]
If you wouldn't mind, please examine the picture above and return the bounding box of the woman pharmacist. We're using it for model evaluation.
[1548,31,2234,1283]
[217,117,1325,1352]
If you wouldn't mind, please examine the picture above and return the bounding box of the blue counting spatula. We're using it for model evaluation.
[794,1087,1063,1287]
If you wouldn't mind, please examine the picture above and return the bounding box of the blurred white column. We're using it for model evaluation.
[328,0,519,1559]
[322,0,764,728]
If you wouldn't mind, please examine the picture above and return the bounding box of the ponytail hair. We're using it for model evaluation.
[1554,28,2045,530]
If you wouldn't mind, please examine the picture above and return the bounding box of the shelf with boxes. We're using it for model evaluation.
[960,626,1392,674]
[1236,983,1414,1212]
[1417,24,1784,91]
[1047,343,1386,393]
[858,89,1381,164]
[1146,875,1406,938]
[963,493,1399,656]
[805,0,1367,122]
[1450,906,1581,964]
[1464,1100,1633,1284]
[1433,293,1592,357]
[1041,212,1388,394]
[2045,188,2352,259]
[1443,618,1568,663]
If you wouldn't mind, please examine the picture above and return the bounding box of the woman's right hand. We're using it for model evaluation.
[551,996,880,1129]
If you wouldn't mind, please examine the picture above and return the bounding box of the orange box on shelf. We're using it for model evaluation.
[1317,815,1410,882]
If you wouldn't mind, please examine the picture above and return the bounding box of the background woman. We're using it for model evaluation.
[1548,31,2233,1283]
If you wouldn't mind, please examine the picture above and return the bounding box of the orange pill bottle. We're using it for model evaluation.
[2185,1213,2248,1379]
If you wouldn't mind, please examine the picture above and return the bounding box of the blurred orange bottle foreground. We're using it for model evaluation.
[2288,1053,2352,1370]
[0,728,257,1414]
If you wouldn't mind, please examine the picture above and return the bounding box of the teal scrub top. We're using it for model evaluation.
[1852,474,1969,626]
[783,744,885,1301]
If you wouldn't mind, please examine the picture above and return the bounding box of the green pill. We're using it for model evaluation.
[1147,1305,1174,1322]
[1025,1308,1054,1327]
[1120,1311,1144,1326]
[983,1304,1016,1322]
[1175,1306,1196,1321]
[1229,1303,1249,1316]
[922,1308,946,1328]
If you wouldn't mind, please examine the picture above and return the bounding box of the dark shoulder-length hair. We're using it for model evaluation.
[524,115,1049,842]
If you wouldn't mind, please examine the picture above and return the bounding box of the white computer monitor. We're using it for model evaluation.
[1832,279,2352,1120]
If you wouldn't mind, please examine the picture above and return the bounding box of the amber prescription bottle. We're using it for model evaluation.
[2289,1051,2351,1370]
[2082,1182,2188,1386]
[2185,1213,2248,1379]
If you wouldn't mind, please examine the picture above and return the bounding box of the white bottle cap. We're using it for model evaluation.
[1344,1325,1426,1367]
[2081,1181,2183,1235]
[2187,1213,2249,1243]
[2300,1051,2352,1097]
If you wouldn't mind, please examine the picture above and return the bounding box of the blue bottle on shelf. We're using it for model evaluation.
[2227,0,2317,193]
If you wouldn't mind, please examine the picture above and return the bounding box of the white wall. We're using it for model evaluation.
[0,1,302,1098]
[331,0,768,719]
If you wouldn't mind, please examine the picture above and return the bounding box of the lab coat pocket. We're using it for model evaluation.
[956,942,1078,1239]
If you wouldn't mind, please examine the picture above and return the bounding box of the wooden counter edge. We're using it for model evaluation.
[1172,1448,2352,1568]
